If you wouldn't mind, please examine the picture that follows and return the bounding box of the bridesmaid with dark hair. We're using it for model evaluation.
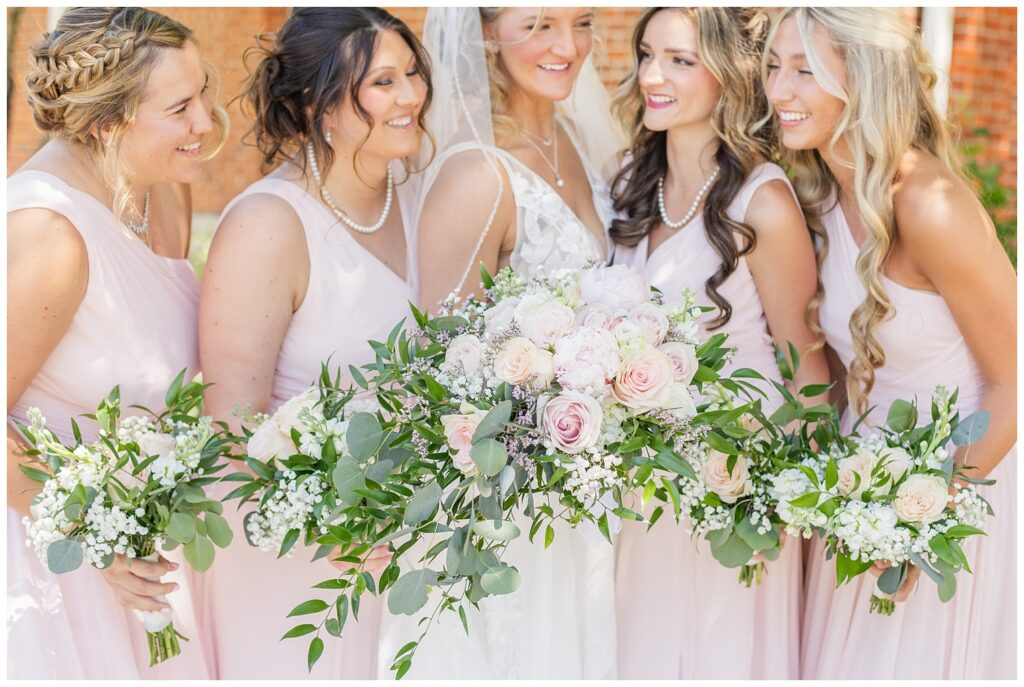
[197,7,432,678]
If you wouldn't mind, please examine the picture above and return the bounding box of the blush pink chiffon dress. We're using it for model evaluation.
[196,173,414,678]
[6,170,213,679]
[800,194,1016,679]
[612,163,803,679]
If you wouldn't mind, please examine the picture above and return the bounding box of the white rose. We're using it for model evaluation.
[630,302,670,346]
[137,432,176,462]
[444,334,483,376]
[552,327,621,396]
[493,337,555,389]
[701,450,752,504]
[484,297,519,335]
[274,387,319,434]
[894,474,950,524]
[665,382,697,420]
[659,341,699,385]
[878,446,914,482]
[247,420,296,465]
[579,265,649,311]
[516,299,576,347]
[836,448,878,499]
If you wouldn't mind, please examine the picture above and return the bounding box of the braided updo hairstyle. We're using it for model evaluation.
[25,7,228,224]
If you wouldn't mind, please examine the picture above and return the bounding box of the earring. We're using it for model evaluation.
[324,129,333,145]
[485,40,500,55]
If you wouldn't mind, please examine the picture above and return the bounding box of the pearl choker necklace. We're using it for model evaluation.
[305,141,392,234]
[125,191,151,235]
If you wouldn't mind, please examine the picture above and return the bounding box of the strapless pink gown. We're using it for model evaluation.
[198,176,414,678]
[6,170,212,678]
[612,163,802,678]
[801,194,1016,679]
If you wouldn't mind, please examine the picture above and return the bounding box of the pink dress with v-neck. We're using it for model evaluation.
[800,194,1016,679]
[198,176,414,678]
[7,170,212,679]
[612,163,803,679]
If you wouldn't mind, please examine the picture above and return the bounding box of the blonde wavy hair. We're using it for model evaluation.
[479,8,600,145]
[25,7,228,226]
[761,7,958,414]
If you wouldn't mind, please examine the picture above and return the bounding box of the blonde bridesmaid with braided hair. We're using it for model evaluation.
[7,6,227,678]
[764,7,1016,679]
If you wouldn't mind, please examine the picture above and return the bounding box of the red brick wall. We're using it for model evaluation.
[7,7,1017,216]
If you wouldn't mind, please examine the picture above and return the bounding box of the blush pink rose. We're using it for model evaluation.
[659,341,699,385]
[440,403,488,475]
[612,348,675,410]
[517,300,576,347]
[493,337,555,389]
[630,302,670,346]
[539,391,604,454]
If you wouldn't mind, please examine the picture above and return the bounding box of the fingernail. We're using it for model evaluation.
[169,562,179,570]
[173,583,180,591]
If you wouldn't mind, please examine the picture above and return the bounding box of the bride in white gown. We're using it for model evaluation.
[376,7,625,679]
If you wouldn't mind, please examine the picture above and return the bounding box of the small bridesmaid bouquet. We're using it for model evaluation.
[672,346,836,586]
[18,371,235,665]
[770,386,993,614]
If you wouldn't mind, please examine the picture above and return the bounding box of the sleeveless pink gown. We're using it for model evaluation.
[612,163,802,678]
[801,194,1017,679]
[198,175,414,678]
[6,170,212,679]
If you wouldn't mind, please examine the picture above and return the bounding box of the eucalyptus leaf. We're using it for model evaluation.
[481,565,522,595]
[886,399,917,433]
[734,516,779,553]
[346,413,384,462]
[46,538,84,574]
[478,490,502,520]
[332,455,365,506]
[388,569,437,615]
[364,459,395,485]
[908,550,944,585]
[708,530,754,568]
[403,481,442,525]
[876,563,907,594]
[498,465,516,500]
[470,439,508,477]
[183,533,215,572]
[204,512,234,548]
[952,410,991,447]
[471,401,513,443]
[472,519,520,541]
[167,512,197,544]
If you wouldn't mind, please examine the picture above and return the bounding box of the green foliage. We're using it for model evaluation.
[961,126,1016,266]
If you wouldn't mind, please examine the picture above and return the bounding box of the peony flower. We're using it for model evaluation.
[484,297,520,335]
[440,403,488,476]
[836,448,878,499]
[894,474,950,524]
[579,265,649,312]
[493,337,555,390]
[630,302,670,346]
[612,348,675,411]
[575,303,617,331]
[539,391,604,454]
[878,446,914,482]
[516,299,576,347]
[659,341,699,385]
[444,334,483,376]
[701,450,752,504]
[552,327,621,396]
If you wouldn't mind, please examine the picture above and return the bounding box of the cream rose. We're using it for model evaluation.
[539,391,603,454]
[440,403,488,475]
[612,348,675,410]
[659,341,699,385]
[894,474,950,524]
[274,387,319,433]
[580,265,649,311]
[247,420,296,465]
[444,334,483,376]
[552,327,621,396]
[630,302,670,346]
[836,448,878,499]
[701,450,752,504]
[517,300,576,347]
[484,297,519,335]
[493,337,555,389]
[138,432,176,462]
[878,446,914,482]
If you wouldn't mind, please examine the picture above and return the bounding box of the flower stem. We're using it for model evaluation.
[147,623,187,666]
[869,594,896,616]
[738,562,765,587]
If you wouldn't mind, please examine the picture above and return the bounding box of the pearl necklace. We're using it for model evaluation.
[657,167,719,230]
[125,191,151,235]
[519,127,564,188]
[305,141,392,234]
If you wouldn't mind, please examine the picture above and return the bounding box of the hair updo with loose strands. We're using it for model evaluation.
[240,7,433,182]
[25,6,228,225]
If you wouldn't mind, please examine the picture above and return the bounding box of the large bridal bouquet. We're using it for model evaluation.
[769,386,993,614]
[17,372,235,665]
[230,264,742,677]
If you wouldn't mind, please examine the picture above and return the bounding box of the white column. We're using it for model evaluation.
[920,6,955,117]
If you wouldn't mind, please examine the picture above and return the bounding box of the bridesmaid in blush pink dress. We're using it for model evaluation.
[765,8,1016,679]
[609,9,828,679]
[197,9,431,679]
[7,7,226,679]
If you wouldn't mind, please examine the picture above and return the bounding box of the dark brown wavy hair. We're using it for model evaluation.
[240,7,433,181]
[610,7,770,329]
